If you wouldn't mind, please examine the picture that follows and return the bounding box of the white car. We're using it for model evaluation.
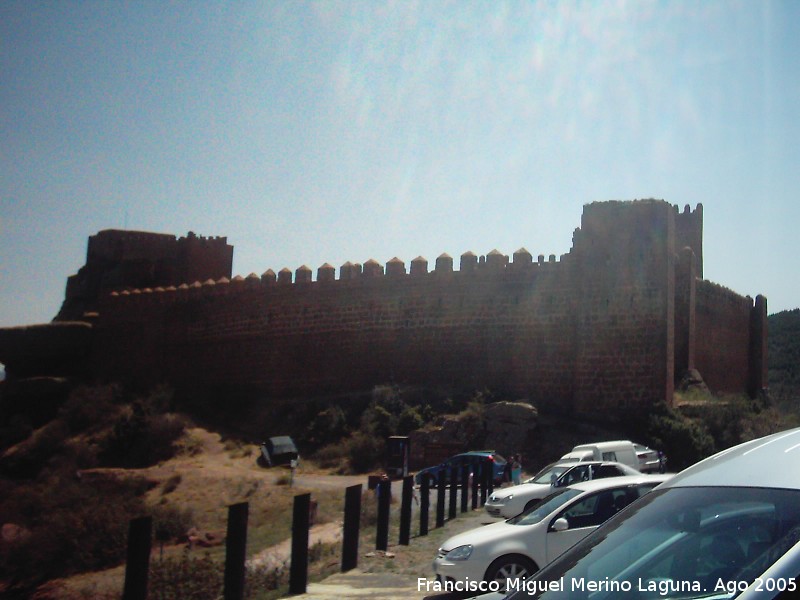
[484,461,641,519]
[433,473,671,589]
[506,426,800,600]
[634,442,667,473]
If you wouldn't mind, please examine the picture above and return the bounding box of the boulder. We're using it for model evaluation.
[679,369,710,394]
[483,401,538,458]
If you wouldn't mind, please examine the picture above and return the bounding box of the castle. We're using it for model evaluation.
[0,200,768,419]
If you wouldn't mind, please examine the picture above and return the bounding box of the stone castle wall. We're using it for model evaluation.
[0,199,768,419]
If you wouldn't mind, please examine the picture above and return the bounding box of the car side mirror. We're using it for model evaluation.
[552,517,569,532]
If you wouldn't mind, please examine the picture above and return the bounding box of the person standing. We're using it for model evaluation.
[511,454,522,485]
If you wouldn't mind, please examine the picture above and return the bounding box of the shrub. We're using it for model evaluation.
[59,384,123,432]
[100,405,185,468]
[152,503,194,543]
[397,406,424,435]
[643,403,715,470]
[161,473,182,495]
[149,552,223,600]
[0,420,70,479]
[344,431,384,474]
[0,473,148,589]
[148,551,289,600]
[311,442,347,470]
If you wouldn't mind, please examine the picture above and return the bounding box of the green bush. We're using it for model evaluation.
[0,420,70,479]
[100,404,185,468]
[149,552,223,600]
[152,503,194,543]
[345,431,385,473]
[59,384,123,432]
[148,550,288,600]
[642,403,715,470]
[0,473,148,590]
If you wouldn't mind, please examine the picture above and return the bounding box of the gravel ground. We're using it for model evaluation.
[296,505,496,599]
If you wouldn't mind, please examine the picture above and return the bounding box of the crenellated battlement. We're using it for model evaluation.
[104,247,570,300]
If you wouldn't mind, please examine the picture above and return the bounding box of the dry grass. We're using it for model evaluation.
[35,427,348,599]
[32,426,488,599]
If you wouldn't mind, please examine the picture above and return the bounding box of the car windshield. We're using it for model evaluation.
[528,464,572,485]
[507,488,583,526]
[508,486,800,599]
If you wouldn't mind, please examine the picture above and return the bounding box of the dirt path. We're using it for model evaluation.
[249,521,344,570]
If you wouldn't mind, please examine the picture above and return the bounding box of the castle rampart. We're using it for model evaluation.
[0,200,767,420]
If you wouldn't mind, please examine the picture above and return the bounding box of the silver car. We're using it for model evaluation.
[434,474,671,590]
[504,427,800,599]
[485,461,641,519]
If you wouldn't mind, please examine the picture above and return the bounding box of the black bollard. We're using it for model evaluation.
[224,502,249,600]
[122,516,152,600]
[342,484,362,572]
[399,476,413,545]
[481,464,489,506]
[461,464,470,513]
[448,465,458,520]
[436,472,446,527]
[420,475,430,536]
[471,465,479,510]
[289,493,311,595]
[376,479,390,551]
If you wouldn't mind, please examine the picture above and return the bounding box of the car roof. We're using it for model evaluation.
[572,440,631,449]
[565,473,672,493]
[543,460,628,471]
[662,427,800,489]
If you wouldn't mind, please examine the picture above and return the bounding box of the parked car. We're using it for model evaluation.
[634,442,667,473]
[433,473,671,590]
[504,427,800,600]
[258,435,299,467]
[485,461,641,519]
[414,451,507,487]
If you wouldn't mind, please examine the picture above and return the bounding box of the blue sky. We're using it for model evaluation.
[2,0,799,329]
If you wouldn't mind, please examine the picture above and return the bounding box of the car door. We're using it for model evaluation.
[544,487,634,563]
[594,464,627,479]
[555,464,592,487]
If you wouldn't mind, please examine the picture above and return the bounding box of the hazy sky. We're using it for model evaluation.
[2,0,799,329]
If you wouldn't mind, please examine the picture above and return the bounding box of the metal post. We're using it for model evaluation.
[122,516,152,600]
[460,464,469,513]
[448,465,458,520]
[481,464,489,506]
[436,474,446,528]
[342,484,361,572]
[289,493,311,595]
[420,475,430,536]
[376,479,390,551]
[471,465,479,510]
[399,476,413,545]
[224,502,249,600]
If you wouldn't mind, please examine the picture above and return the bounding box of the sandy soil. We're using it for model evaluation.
[32,428,365,599]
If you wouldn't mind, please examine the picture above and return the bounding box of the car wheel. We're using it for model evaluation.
[484,554,537,589]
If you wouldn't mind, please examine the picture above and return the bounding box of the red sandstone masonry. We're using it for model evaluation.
[5,199,760,421]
